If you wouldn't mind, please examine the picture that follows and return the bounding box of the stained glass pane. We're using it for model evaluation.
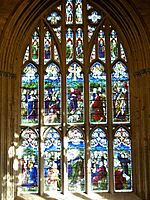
[67,128,85,191]
[32,31,39,64]
[90,62,107,123]
[120,43,127,62]
[23,46,29,64]
[21,64,39,125]
[98,30,106,62]
[53,26,61,42]
[44,31,51,64]
[66,0,73,24]
[47,12,61,25]
[76,28,84,63]
[44,128,61,192]
[88,11,101,24]
[75,0,83,24]
[113,127,132,191]
[90,45,96,62]
[110,30,118,63]
[54,45,60,63]
[44,63,61,124]
[112,61,130,122]
[66,28,73,64]
[91,128,108,191]
[67,63,84,123]
[88,26,96,41]
[20,129,38,193]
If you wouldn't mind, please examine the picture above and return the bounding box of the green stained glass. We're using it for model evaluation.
[32,31,39,64]
[110,30,118,63]
[91,128,108,191]
[66,28,73,64]
[76,28,84,63]
[67,63,84,123]
[75,0,83,24]
[98,30,106,62]
[113,127,132,192]
[67,128,85,191]
[20,129,38,193]
[89,62,107,123]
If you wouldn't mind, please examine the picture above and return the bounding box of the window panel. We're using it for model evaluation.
[91,128,108,191]
[75,0,83,24]
[44,63,61,124]
[89,62,107,123]
[21,63,39,125]
[44,128,61,192]
[66,28,73,64]
[20,129,39,193]
[32,31,39,64]
[113,127,132,191]
[44,31,51,64]
[67,63,84,124]
[110,30,118,63]
[112,61,130,123]
[67,128,85,191]
[76,28,84,63]
[66,0,73,24]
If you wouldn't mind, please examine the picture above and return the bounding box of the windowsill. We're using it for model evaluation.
[15,192,142,200]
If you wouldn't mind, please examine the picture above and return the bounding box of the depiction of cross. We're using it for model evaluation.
[69,63,81,81]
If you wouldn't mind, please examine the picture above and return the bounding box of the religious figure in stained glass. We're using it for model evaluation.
[90,62,107,123]
[91,128,108,191]
[21,64,39,124]
[44,63,61,124]
[113,127,132,191]
[66,28,73,63]
[110,30,118,63]
[98,30,106,62]
[20,129,38,193]
[76,28,83,62]
[112,62,130,122]
[75,0,83,24]
[67,63,84,123]
[44,128,61,192]
[44,31,51,64]
[67,128,85,191]
[66,0,73,24]
[32,31,39,64]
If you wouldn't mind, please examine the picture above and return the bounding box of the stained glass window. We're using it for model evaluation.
[20,0,132,195]
[20,129,38,193]
[91,128,108,191]
[21,63,39,125]
[113,127,132,191]
[67,128,85,191]
[44,63,61,124]
[89,62,107,123]
[44,128,61,192]
[112,61,130,123]
[67,63,84,123]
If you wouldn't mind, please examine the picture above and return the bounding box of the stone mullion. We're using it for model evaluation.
[61,0,68,194]
[39,20,44,196]
[105,22,114,193]
[82,0,90,194]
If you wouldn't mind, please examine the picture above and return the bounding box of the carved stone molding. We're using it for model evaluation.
[134,68,150,76]
[0,70,16,79]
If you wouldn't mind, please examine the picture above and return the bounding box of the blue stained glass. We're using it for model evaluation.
[88,11,101,23]
[98,30,106,62]
[44,63,61,124]
[66,0,73,24]
[76,28,84,63]
[67,128,85,191]
[44,128,61,192]
[91,128,108,191]
[67,63,84,123]
[112,61,130,122]
[113,127,132,192]
[44,31,51,64]
[47,12,61,25]
[75,0,83,24]
[21,64,39,125]
[90,62,107,123]
[20,129,38,193]
[88,26,96,41]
